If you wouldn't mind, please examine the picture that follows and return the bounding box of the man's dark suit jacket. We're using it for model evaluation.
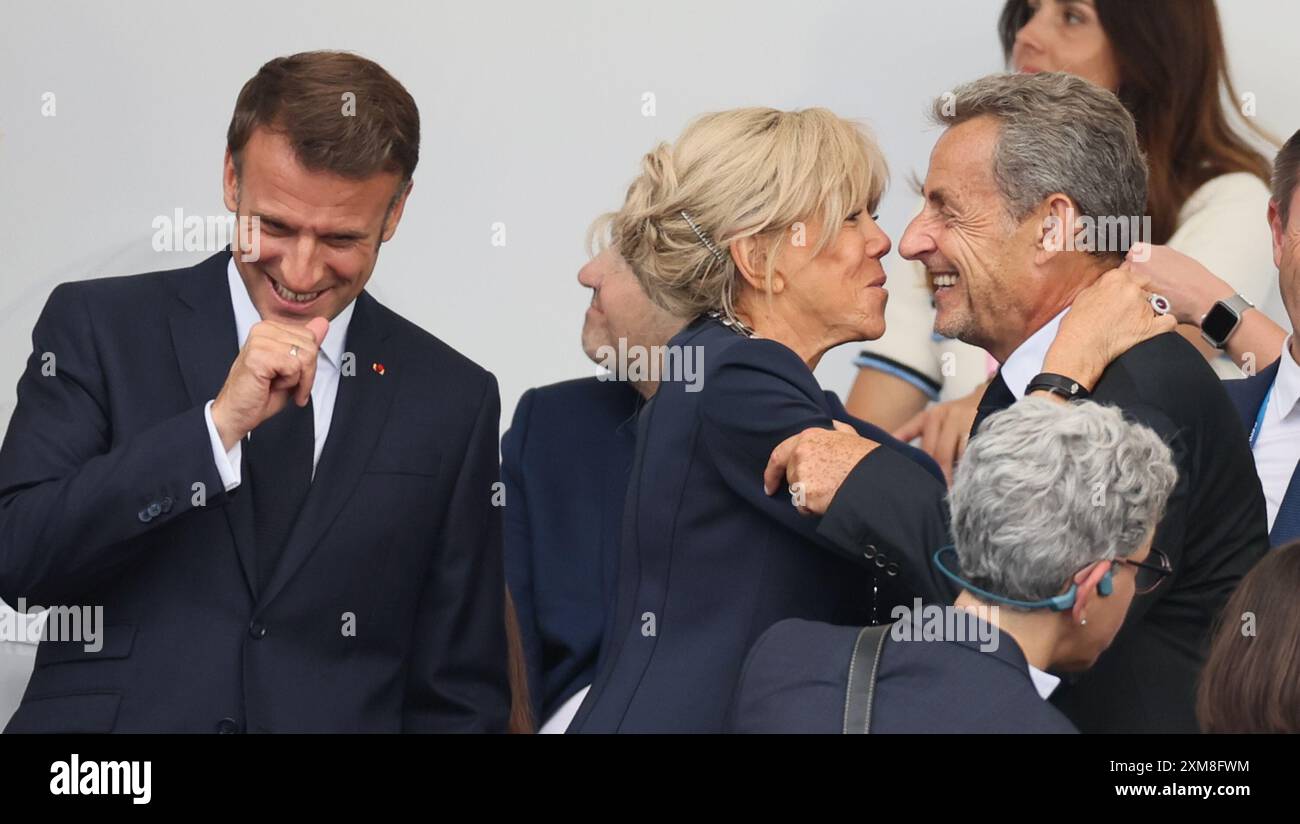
[1223,357,1300,547]
[568,316,942,733]
[1224,357,1280,428]
[819,332,1268,733]
[729,617,1078,733]
[501,377,640,723]
[0,250,509,732]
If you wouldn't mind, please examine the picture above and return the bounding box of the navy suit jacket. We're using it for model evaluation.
[1224,358,1281,426]
[1224,357,1300,547]
[730,617,1078,733]
[568,316,942,733]
[501,377,640,722]
[0,251,509,732]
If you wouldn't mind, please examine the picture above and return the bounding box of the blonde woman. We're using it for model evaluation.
[566,108,1146,733]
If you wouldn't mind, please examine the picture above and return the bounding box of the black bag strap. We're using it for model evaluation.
[842,623,891,734]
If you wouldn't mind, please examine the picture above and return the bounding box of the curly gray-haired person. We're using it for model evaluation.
[731,398,1177,733]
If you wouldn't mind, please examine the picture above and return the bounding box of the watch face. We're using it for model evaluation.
[1202,302,1239,345]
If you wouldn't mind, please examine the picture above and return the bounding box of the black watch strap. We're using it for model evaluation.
[1025,372,1091,400]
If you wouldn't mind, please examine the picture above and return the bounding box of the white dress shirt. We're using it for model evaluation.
[203,257,356,490]
[1027,664,1061,700]
[998,308,1070,399]
[1251,337,1300,532]
[538,684,590,734]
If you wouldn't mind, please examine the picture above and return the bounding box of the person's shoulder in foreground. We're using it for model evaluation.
[730,617,1077,734]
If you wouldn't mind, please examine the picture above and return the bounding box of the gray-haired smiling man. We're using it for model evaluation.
[0,51,509,732]
[766,72,1268,733]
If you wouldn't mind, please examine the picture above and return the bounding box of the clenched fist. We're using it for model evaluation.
[211,317,329,450]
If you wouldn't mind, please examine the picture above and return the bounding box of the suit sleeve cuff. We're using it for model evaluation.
[204,400,242,492]
[818,446,958,604]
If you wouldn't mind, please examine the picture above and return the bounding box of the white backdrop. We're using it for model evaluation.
[3,0,1297,434]
[1,0,1298,717]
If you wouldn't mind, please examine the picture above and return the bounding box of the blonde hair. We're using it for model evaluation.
[590,107,888,323]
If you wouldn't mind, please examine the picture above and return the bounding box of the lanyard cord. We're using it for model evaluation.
[1250,381,1276,450]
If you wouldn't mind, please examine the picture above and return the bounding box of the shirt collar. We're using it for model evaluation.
[1272,335,1300,420]
[226,256,355,368]
[1027,664,1061,700]
[998,308,1071,398]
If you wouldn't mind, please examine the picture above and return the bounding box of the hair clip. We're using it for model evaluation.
[680,210,727,264]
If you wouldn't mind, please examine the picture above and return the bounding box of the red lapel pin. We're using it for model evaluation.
[372,362,386,376]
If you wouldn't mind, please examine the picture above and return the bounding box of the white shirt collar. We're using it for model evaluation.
[1027,664,1061,700]
[1272,335,1300,421]
[999,308,1071,397]
[225,256,355,367]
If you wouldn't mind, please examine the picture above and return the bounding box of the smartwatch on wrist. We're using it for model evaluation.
[1200,293,1254,349]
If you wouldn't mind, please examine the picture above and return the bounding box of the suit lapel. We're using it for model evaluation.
[168,251,260,598]
[257,291,398,608]
[169,251,239,412]
[1224,359,1280,431]
[602,392,641,602]
[1221,359,1296,545]
[1269,461,1300,547]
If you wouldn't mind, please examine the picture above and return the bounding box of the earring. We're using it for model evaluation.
[1080,618,1088,626]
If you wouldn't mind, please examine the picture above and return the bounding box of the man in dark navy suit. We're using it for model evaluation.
[0,52,508,732]
[1038,128,1300,546]
[1220,129,1300,547]
[502,247,683,731]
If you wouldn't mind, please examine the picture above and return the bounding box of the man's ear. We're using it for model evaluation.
[380,179,413,243]
[1268,198,1286,270]
[223,149,239,213]
[1034,193,1076,268]
[1070,560,1111,624]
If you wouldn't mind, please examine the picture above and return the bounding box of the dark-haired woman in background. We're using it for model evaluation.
[848,0,1281,477]
[1198,540,1300,733]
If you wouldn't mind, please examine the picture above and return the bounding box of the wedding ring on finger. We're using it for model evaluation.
[1148,293,1171,316]
[289,344,300,358]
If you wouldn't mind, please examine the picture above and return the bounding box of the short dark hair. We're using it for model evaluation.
[227,51,420,185]
[1273,129,1300,228]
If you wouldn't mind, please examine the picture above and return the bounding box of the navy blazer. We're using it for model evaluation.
[730,617,1078,733]
[501,377,640,722]
[0,251,509,732]
[568,316,942,733]
[1223,357,1300,547]
[1223,358,1281,428]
